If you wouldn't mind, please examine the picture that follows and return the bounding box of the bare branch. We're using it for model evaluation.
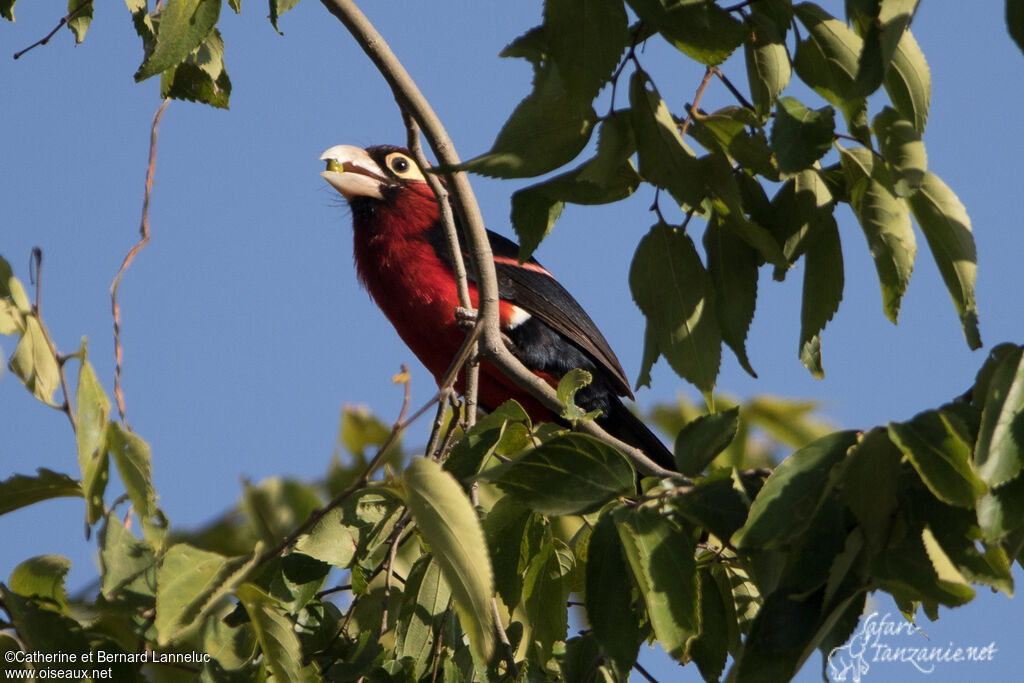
[12,0,96,60]
[110,98,170,429]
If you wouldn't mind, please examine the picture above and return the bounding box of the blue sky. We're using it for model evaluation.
[2,1,1022,680]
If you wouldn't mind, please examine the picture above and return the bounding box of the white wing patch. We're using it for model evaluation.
[506,305,532,329]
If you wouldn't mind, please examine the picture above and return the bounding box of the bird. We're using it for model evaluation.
[320,143,675,472]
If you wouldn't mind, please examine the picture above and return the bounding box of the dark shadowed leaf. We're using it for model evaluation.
[67,0,94,43]
[0,587,91,665]
[0,469,81,516]
[732,431,857,548]
[99,512,158,598]
[874,106,927,196]
[770,97,836,174]
[630,222,721,394]
[673,407,740,476]
[613,506,698,661]
[888,410,986,508]
[906,171,980,349]
[690,107,777,179]
[1011,0,1024,54]
[160,29,232,109]
[135,0,220,81]
[269,0,300,33]
[236,582,320,682]
[522,537,574,663]
[445,400,532,481]
[704,219,758,378]
[799,213,843,378]
[671,469,750,542]
[403,458,494,663]
[977,471,1024,542]
[629,71,703,208]
[849,0,919,97]
[842,428,902,550]
[690,569,730,682]
[586,512,641,674]
[484,495,544,611]
[489,433,634,515]
[628,0,746,65]
[973,346,1024,487]
[458,63,596,178]
[544,0,629,100]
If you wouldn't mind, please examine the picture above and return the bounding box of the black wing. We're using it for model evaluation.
[429,224,634,399]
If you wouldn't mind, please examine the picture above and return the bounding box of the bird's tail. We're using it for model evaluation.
[599,398,676,472]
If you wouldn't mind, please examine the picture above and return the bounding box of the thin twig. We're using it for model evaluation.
[380,513,408,634]
[712,67,756,112]
[633,661,660,682]
[722,0,765,12]
[28,249,78,431]
[491,598,518,677]
[12,0,96,60]
[679,67,714,140]
[110,98,170,428]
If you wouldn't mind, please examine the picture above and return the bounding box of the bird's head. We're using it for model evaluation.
[320,145,438,225]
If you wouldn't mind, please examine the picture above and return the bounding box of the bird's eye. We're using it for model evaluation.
[391,157,409,173]
[383,152,424,182]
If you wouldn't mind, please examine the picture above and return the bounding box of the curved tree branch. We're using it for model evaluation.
[319,0,673,477]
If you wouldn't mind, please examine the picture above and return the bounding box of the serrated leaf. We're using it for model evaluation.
[888,410,987,508]
[403,458,494,663]
[135,0,220,81]
[630,222,721,393]
[770,97,836,174]
[236,583,319,682]
[673,407,740,476]
[745,9,792,120]
[704,219,758,378]
[0,469,81,516]
[883,28,930,133]
[156,544,257,645]
[522,537,574,664]
[9,555,71,613]
[793,2,867,136]
[160,28,232,109]
[627,0,746,65]
[906,171,980,349]
[671,470,750,542]
[67,0,94,43]
[841,146,916,323]
[973,346,1024,487]
[395,555,452,678]
[842,428,902,550]
[107,422,157,527]
[458,63,595,178]
[488,433,634,515]
[690,107,777,179]
[9,316,60,406]
[977,472,1024,542]
[690,569,730,682]
[484,496,542,611]
[629,71,703,208]
[585,513,641,673]
[544,0,628,100]
[769,169,836,279]
[874,106,927,196]
[850,0,919,97]
[799,213,843,378]
[613,506,698,662]
[732,431,857,548]
[269,0,300,33]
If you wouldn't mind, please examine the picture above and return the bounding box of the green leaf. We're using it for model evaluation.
[630,222,721,393]
[395,555,453,678]
[156,543,257,645]
[793,3,866,119]
[99,511,158,598]
[745,9,792,120]
[768,169,836,279]
[673,407,739,476]
[269,0,300,33]
[9,316,60,406]
[842,428,902,550]
[544,0,628,100]
[135,0,220,81]
[489,433,634,515]
[613,506,698,662]
[522,537,574,664]
[690,569,730,682]
[906,171,981,349]
[732,431,858,549]
[704,219,758,378]
[75,355,110,520]
[9,555,71,613]
[445,401,532,481]
[555,369,602,424]
[585,512,641,674]
[690,107,777,179]
[770,97,836,174]
[629,71,703,208]
[1,0,15,21]
[850,0,919,97]
[0,469,81,516]
[627,0,746,65]
[671,470,751,542]
[294,508,358,568]
[403,458,494,663]
[236,583,319,682]
[841,146,917,323]
[799,213,843,378]
[888,410,987,508]
[160,28,232,109]
[1011,0,1024,54]
[67,0,94,43]
[0,256,32,312]
[978,472,1024,542]
[873,106,927,196]
[0,586,91,665]
[107,422,158,528]
[883,29,931,133]
[458,63,596,178]
[484,496,543,611]
[973,346,1024,487]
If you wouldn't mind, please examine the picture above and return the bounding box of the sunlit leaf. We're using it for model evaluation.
[745,9,791,120]
[973,346,1024,487]
[522,537,574,663]
[395,555,452,678]
[0,469,81,517]
[628,0,746,65]
[9,555,71,614]
[107,422,157,527]
[883,29,931,133]
[160,29,232,109]
[135,0,220,81]
[9,317,60,406]
[403,458,494,663]
[849,0,920,97]
[873,106,927,196]
[236,582,320,682]
[67,0,94,43]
